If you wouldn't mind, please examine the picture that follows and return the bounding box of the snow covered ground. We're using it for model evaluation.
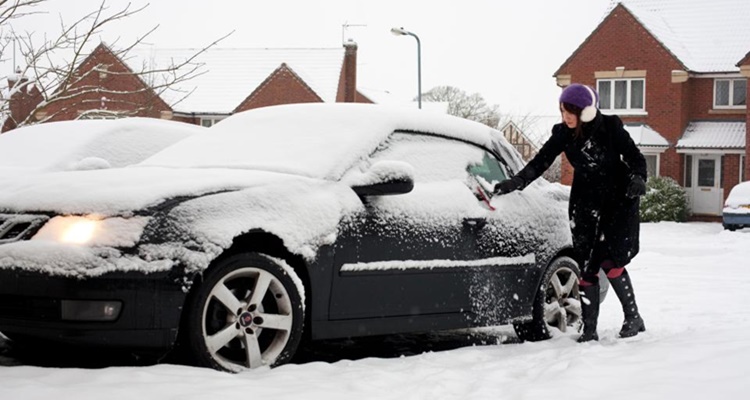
[1,222,748,400]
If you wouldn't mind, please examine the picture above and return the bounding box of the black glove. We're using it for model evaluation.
[494,176,524,195]
[626,175,647,198]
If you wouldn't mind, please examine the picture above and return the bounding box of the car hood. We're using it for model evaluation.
[0,166,313,215]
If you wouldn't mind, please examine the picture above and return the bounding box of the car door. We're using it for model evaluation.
[329,132,486,321]
[329,131,534,325]
[465,148,567,324]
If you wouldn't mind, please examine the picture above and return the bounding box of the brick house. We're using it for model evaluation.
[554,0,749,218]
[2,44,172,131]
[500,121,538,162]
[4,41,370,131]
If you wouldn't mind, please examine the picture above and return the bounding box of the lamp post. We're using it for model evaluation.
[390,26,421,109]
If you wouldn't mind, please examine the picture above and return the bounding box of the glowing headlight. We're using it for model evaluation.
[61,219,98,244]
[32,215,150,247]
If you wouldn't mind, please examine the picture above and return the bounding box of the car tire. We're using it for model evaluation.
[724,224,738,231]
[513,256,582,342]
[183,252,305,372]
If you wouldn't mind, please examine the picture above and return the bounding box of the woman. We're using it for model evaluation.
[494,83,647,342]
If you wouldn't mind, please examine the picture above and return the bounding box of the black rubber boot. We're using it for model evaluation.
[577,283,600,342]
[609,269,646,338]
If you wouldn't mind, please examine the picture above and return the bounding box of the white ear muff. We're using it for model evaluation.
[580,85,597,123]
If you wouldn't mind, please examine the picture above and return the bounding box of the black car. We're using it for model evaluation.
[0,103,583,372]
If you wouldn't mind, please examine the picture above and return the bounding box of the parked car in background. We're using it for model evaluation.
[0,103,587,372]
[0,118,206,177]
[723,181,750,230]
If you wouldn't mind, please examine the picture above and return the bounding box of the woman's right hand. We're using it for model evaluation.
[494,176,524,195]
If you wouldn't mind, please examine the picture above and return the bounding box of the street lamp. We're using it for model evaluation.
[391,26,421,109]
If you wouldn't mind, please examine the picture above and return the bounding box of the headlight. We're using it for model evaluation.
[32,215,150,247]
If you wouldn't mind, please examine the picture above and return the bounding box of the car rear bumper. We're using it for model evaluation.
[0,269,187,350]
[723,212,750,227]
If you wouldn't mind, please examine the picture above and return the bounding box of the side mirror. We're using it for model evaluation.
[349,160,415,197]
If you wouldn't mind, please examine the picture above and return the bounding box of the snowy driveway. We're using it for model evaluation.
[1,222,749,400]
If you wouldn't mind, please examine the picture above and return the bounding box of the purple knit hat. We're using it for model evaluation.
[560,83,598,122]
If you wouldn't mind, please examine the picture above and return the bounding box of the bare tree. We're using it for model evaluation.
[0,0,231,130]
[420,86,500,128]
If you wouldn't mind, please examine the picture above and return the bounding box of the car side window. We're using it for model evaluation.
[467,151,508,186]
[366,132,485,182]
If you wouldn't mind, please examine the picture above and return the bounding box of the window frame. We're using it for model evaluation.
[200,117,226,127]
[713,78,747,109]
[597,78,646,115]
[741,155,746,183]
[643,153,660,179]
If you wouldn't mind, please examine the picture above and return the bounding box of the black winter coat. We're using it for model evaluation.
[514,112,647,271]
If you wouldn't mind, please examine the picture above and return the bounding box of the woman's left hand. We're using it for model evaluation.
[626,175,647,198]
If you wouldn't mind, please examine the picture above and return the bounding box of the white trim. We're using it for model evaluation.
[676,149,745,155]
[639,147,668,154]
[696,72,745,79]
[341,254,536,272]
[604,110,649,117]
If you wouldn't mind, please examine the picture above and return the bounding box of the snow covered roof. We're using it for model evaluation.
[612,0,750,72]
[125,47,345,114]
[623,124,669,148]
[676,121,746,149]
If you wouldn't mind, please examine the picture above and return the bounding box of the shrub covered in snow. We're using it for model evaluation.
[640,176,688,222]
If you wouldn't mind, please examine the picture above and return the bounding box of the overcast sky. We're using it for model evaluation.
[5,0,612,119]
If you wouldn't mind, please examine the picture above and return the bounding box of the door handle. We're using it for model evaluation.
[463,218,487,229]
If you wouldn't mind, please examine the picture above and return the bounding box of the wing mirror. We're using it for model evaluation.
[350,161,414,197]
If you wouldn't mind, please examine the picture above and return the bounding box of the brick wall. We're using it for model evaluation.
[234,64,323,112]
[724,154,742,198]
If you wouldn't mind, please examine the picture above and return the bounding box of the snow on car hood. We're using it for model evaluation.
[0,165,364,278]
[0,166,309,215]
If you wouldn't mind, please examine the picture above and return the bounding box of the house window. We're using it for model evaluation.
[200,117,226,127]
[597,78,645,112]
[684,155,693,187]
[714,79,747,108]
[644,154,658,178]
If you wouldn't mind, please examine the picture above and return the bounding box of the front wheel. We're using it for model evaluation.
[513,256,582,342]
[183,252,305,372]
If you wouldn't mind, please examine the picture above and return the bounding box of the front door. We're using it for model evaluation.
[691,155,722,215]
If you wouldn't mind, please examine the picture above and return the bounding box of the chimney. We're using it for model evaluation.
[3,68,43,132]
[342,40,358,103]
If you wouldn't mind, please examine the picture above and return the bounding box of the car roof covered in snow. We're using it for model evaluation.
[140,103,513,180]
